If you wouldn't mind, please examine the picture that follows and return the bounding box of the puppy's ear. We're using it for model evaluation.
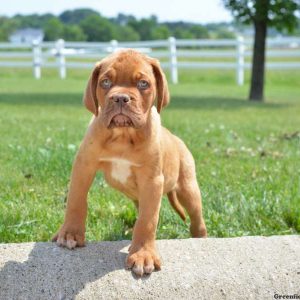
[83,62,102,115]
[149,58,170,113]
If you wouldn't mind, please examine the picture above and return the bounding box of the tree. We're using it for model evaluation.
[0,17,19,41]
[63,25,87,41]
[128,16,158,40]
[13,13,55,28]
[59,9,99,24]
[190,25,209,39]
[113,13,136,26]
[80,15,115,41]
[223,0,300,101]
[43,17,64,41]
[152,25,170,39]
[174,28,194,39]
[215,27,236,39]
[116,26,140,41]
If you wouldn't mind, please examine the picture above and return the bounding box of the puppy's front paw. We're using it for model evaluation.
[52,224,85,249]
[126,246,161,276]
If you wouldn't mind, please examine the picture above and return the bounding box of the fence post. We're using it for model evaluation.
[236,36,245,86]
[32,40,41,79]
[56,39,66,79]
[110,40,118,53]
[168,37,178,84]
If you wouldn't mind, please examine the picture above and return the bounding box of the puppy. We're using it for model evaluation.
[52,49,207,276]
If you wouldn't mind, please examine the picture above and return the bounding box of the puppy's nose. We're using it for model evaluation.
[112,94,130,103]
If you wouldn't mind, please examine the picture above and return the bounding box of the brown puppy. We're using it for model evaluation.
[52,49,207,276]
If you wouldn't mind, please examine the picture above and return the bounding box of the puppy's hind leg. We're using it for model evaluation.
[176,182,207,238]
[176,182,207,237]
[175,154,207,237]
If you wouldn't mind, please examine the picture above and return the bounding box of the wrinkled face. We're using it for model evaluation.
[83,50,169,129]
[98,53,156,129]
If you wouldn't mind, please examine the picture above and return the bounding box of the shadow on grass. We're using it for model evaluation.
[169,95,287,110]
[0,93,83,107]
[0,93,287,110]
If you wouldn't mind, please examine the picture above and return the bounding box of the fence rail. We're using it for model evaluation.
[0,36,299,85]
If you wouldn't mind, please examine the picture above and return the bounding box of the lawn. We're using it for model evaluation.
[0,67,299,243]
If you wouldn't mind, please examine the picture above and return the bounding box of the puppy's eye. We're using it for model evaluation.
[100,79,112,89]
[137,80,149,90]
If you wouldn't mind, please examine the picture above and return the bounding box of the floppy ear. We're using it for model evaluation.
[149,58,170,113]
[83,62,102,115]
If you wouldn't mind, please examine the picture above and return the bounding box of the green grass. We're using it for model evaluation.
[0,68,299,243]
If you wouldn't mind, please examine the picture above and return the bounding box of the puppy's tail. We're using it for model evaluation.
[167,191,186,222]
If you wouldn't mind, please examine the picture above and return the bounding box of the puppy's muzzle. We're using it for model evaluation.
[108,93,134,128]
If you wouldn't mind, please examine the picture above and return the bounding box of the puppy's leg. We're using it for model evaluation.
[176,183,207,238]
[52,153,96,249]
[176,151,207,238]
[126,173,163,276]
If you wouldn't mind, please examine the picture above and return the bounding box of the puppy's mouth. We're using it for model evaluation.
[108,113,134,128]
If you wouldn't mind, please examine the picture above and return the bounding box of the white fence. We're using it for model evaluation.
[0,36,300,85]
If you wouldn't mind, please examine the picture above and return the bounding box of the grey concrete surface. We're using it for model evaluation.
[0,236,299,300]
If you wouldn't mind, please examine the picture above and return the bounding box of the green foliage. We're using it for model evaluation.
[0,5,298,42]
[152,25,171,40]
[215,28,236,39]
[63,25,87,41]
[190,25,210,38]
[293,19,300,36]
[80,15,115,41]
[0,68,299,242]
[128,16,158,40]
[164,22,211,39]
[44,18,64,41]
[59,8,100,24]
[174,28,194,39]
[112,13,136,26]
[13,13,55,28]
[223,0,300,32]
[0,17,19,41]
[116,26,140,41]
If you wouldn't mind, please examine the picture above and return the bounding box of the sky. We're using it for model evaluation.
[2,0,233,24]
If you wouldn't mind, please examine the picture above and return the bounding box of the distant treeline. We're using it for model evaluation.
[0,8,238,42]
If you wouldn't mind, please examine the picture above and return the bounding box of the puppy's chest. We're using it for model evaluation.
[109,159,133,184]
[100,157,139,189]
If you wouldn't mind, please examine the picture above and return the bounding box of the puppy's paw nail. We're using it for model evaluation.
[66,239,77,249]
[57,238,65,247]
[133,265,144,277]
[144,265,154,274]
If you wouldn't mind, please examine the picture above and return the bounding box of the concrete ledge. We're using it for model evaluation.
[0,236,299,299]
